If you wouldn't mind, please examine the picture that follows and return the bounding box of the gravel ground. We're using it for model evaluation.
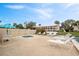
[0,35,79,56]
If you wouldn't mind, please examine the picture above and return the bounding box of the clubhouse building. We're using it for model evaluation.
[33,24,60,32]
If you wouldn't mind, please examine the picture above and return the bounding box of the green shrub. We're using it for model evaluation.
[35,28,40,34]
[58,29,64,32]
[57,32,79,37]
[57,32,67,35]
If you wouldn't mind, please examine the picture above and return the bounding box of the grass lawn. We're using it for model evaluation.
[57,32,79,37]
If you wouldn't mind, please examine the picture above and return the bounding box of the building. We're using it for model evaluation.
[73,26,79,31]
[33,25,60,32]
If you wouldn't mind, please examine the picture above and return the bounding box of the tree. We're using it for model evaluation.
[75,21,79,26]
[64,19,75,26]
[13,23,24,29]
[69,26,74,32]
[13,23,17,27]
[75,21,79,29]
[61,19,75,32]
[54,20,60,25]
[61,22,70,32]
[26,21,36,29]
[16,24,24,29]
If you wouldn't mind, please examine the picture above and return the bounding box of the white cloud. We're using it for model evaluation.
[39,3,53,8]
[35,8,53,20]
[64,3,76,9]
[64,3,79,16]
[5,5,25,10]
[22,4,54,20]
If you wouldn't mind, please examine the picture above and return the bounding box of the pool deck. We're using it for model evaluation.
[0,35,79,56]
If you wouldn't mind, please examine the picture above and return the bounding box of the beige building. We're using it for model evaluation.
[34,25,60,32]
[73,26,79,31]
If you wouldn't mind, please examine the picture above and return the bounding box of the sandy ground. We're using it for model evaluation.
[0,35,79,56]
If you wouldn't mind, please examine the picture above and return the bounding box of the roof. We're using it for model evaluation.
[33,24,60,28]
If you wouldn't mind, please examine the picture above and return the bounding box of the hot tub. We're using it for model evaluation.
[22,35,33,38]
[16,35,34,40]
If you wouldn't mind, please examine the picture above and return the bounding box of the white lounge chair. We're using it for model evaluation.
[48,36,74,46]
[47,32,57,36]
[52,33,72,41]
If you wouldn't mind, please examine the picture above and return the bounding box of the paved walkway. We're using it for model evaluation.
[0,35,79,56]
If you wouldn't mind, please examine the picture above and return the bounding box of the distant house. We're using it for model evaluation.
[73,26,79,31]
[33,25,60,32]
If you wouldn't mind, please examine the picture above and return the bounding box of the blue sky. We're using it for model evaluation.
[0,3,79,26]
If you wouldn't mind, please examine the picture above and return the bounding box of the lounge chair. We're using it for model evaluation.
[52,33,72,41]
[47,32,57,36]
[48,36,75,46]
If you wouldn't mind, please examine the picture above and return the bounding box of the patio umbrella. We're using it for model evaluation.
[0,24,15,45]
